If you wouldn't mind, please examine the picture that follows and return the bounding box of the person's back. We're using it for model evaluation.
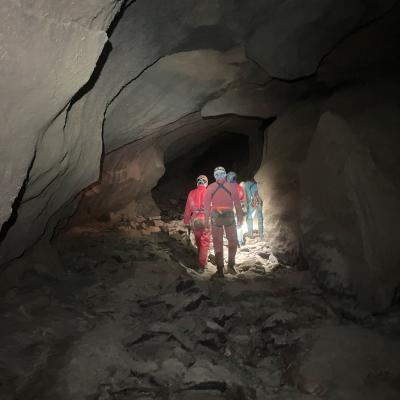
[243,180,264,240]
[184,185,207,227]
[205,180,238,212]
[244,180,257,200]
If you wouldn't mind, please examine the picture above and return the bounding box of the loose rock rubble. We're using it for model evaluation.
[0,218,399,400]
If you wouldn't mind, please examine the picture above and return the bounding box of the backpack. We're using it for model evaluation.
[192,214,206,229]
[249,183,262,208]
[190,188,206,229]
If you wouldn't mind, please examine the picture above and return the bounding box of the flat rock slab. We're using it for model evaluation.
[297,325,400,399]
[184,359,243,388]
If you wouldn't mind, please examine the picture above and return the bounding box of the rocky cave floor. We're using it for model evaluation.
[1,215,400,400]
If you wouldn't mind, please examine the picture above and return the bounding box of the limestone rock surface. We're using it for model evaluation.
[246,0,397,79]
[104,49,240,152]
[301,106,400,310]
[0,0,118,231]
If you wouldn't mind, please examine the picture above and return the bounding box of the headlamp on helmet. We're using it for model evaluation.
[196,175,208,187]
[214,166,226,180]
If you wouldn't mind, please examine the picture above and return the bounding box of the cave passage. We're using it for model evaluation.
[1,1,400,399]
[153,131,256,216]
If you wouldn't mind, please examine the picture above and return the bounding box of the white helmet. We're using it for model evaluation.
[214,166,226,180]
[196,175,208,187]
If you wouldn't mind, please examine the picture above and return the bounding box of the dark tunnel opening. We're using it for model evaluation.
[152,130,262,219]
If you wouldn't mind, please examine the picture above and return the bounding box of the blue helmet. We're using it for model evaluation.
[226,171,237,183]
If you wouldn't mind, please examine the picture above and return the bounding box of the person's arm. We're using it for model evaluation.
[238,185,245,202]
[183,192,192,225]
[204,187,212,228]
[232,185,244,224]
[243,183,248,210]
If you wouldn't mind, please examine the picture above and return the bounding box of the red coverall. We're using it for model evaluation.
[235,183,245,202]
[204,180,244,255]
[183,185,211,267]
[234,183,245,245]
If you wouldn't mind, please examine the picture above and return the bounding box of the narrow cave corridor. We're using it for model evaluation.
[153,130,261,216]
[1,1,400,399]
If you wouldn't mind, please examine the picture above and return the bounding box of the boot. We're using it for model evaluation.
[227,247,237,275]
[212,252,224,278]
[227,262,237,275]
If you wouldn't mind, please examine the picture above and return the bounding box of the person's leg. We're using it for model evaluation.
[198,228,210,269]
[211,224,224,277]
[246,207,254,238]
[193,229,205,272]
[257,205,264,240]
[235,215,244,246]
[237,225,244,246]
[225,224,238,274]
[194,228,201,249]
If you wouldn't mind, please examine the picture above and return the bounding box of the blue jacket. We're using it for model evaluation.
[244,181,262,209]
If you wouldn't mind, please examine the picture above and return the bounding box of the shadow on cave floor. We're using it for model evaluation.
[1,222,400,400]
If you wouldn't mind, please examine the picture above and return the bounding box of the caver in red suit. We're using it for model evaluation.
[204,166,244,277]
[183,175,211,273]
[235,182,245,202]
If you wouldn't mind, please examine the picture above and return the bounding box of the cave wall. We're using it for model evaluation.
[103,48,242,152]
[0,0,122,265]
[246,0,397,79]
[0,0,274,265]
[71,144,164,225]
[255,6,400,310]
[255,103,320,266]
[300,83,400,311]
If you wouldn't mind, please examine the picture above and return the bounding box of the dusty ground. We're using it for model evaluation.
[1,216,400,400]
